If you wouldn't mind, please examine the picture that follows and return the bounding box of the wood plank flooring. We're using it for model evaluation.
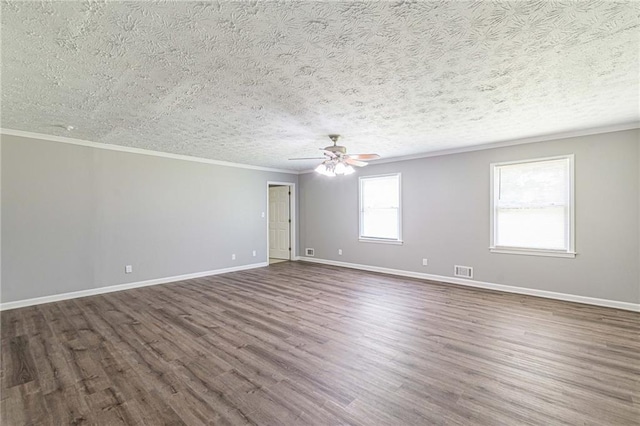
[1,261,639,425]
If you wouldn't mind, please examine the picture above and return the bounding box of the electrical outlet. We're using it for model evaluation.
[338,249,343,255]
[252,250,257,257]
[422,258,428,266]
[261,212,265,218]
[231,254,236,260]
[125,265,133,274]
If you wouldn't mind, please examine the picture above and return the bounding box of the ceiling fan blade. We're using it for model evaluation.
[289,157,326,160]
[320,149,337,158]
[345,158,368,167]
[347,154,380,160]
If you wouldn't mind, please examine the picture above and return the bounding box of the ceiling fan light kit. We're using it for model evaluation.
[315,159,356,177]
[291,135,380,177]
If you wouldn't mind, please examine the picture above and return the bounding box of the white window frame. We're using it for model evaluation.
[359,173,403,245]
[490,155,575,258]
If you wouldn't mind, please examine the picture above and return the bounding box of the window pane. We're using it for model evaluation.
[496,206,566,249]
[362,209,398,239]
[362,176,399,209]
[360,174,401,240]
[493,156,572,252]
[498,159,567,207]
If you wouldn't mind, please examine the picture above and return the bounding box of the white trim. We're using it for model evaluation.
[490,154,575,257]
[297,257,640,312]
[3,257,637,312]
[0,262,268,311]
[266,181,296,261]
[299,122,640,173]
[358,238,404,245]
[0,139,2,293]
[359,173,402,243]
[489,248,576,258]
[364,122,640,166]
[0,129,298,174]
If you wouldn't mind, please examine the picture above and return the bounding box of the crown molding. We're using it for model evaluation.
[370,122,640,166]
[0,128,300,175]
[4,122,637,176]
[300,122,640,174]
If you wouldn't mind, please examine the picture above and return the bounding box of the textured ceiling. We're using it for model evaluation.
[2,1,639,171]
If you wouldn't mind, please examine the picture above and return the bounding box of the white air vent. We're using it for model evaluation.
[305,248,315,257]
[454,265,473,278]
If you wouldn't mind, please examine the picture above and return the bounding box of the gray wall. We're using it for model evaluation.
[300,129,640,304]
[1,134,297,303]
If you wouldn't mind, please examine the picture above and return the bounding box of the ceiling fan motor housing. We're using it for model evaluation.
[325,145,347,155]
[326,134,346,155]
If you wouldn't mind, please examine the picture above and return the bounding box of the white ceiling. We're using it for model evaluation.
[2,1,639,171]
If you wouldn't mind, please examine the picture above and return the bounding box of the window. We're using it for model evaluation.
[359,173,402,243]
[490,155,575,257]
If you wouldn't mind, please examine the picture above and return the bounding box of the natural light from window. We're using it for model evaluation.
[359,174,401,243]
[491,156,574,257]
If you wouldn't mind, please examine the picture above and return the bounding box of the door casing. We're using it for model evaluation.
[266,181,296,261]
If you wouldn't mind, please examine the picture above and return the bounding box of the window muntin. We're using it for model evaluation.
[491,156,574,257]
[359,174,402,243]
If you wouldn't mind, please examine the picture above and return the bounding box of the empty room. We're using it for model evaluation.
[1,1,639,425]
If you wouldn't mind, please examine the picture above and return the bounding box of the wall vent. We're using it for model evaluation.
[305,248,315,257]
[454,265,473,278]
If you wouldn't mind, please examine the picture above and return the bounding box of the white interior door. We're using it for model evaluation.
[269,186,290,259]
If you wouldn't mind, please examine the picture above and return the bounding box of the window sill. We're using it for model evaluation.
[359,238,403,245]
[489,247,576,258]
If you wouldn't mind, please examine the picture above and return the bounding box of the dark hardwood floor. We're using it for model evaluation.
[2,261,639,425]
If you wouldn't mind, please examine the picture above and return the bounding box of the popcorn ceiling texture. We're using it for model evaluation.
[1,1,638,170]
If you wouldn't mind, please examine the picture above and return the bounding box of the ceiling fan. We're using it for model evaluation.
[289,135,380,176]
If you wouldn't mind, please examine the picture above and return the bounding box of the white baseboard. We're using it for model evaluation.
[297,257,640,312]
[5,258,637,312]
[0,262,268,311]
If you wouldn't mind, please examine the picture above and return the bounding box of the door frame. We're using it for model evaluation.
[266,181,296,262]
